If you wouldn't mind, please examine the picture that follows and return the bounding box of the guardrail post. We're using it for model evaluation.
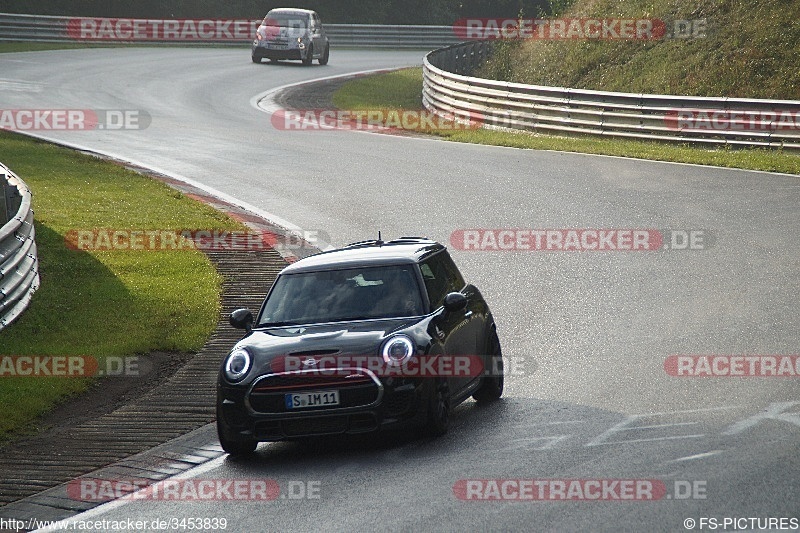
[0,171,7,224]
[4,177,20,221]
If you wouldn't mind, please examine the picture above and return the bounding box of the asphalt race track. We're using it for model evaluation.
[1,48,798,531]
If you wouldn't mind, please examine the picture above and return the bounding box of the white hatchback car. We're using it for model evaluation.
[251,8,330,66]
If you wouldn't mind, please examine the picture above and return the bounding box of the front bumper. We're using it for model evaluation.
[252,42,306,61]
[218,367,429,441]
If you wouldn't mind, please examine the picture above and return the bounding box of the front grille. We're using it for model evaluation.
[252,372,371,392]
[246,368,382,414]
[249,383,379,413]
[253,413,378,439]
[282,416,348,436]
[383,388,414,417]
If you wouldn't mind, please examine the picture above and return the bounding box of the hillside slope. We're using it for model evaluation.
[476,0,800,99]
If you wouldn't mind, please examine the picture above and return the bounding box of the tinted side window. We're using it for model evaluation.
[419,251,466,310]
[440,251,466,292]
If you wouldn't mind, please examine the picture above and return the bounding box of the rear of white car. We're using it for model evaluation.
[251,8,330,65]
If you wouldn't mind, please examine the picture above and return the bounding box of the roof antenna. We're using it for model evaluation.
[377,231,383,245]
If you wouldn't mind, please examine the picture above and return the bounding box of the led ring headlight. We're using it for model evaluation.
[224,348,252,382]
[381,336,415,367]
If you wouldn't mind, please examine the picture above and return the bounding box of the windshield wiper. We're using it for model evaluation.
[334,316,382,322]
[259,315,395,328]
[257,321,302,328]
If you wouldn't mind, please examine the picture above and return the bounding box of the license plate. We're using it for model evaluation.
[285,390,340,409]
[267,43,288,49]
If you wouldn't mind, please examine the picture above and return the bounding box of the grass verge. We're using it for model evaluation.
[475,0,800,100]
[0,130,243,442]
[333,68,800,175]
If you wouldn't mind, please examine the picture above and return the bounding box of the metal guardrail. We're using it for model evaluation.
[423,41,800,150]
[0,12,463,49]
[327,24,461,49]
[0,162,39,331]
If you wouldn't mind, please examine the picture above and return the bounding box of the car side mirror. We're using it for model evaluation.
[443,292,468,313]
[230,308,253,332]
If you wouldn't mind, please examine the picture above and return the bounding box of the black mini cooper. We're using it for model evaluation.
[216,237,503,455]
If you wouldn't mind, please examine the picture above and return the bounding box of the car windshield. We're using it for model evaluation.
[263,13,309,29]
[258,265,425,326]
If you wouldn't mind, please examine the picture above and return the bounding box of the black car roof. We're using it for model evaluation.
[281,237,445,274]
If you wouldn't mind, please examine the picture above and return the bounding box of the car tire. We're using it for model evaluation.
[423,379,450,437]
[216,406,257,456]
[251,54,262,64]
[473,331,504,403]
[319,44,330,65]
[302,45,314,66]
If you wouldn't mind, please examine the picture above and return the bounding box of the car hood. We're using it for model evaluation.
[231,317,428,376]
